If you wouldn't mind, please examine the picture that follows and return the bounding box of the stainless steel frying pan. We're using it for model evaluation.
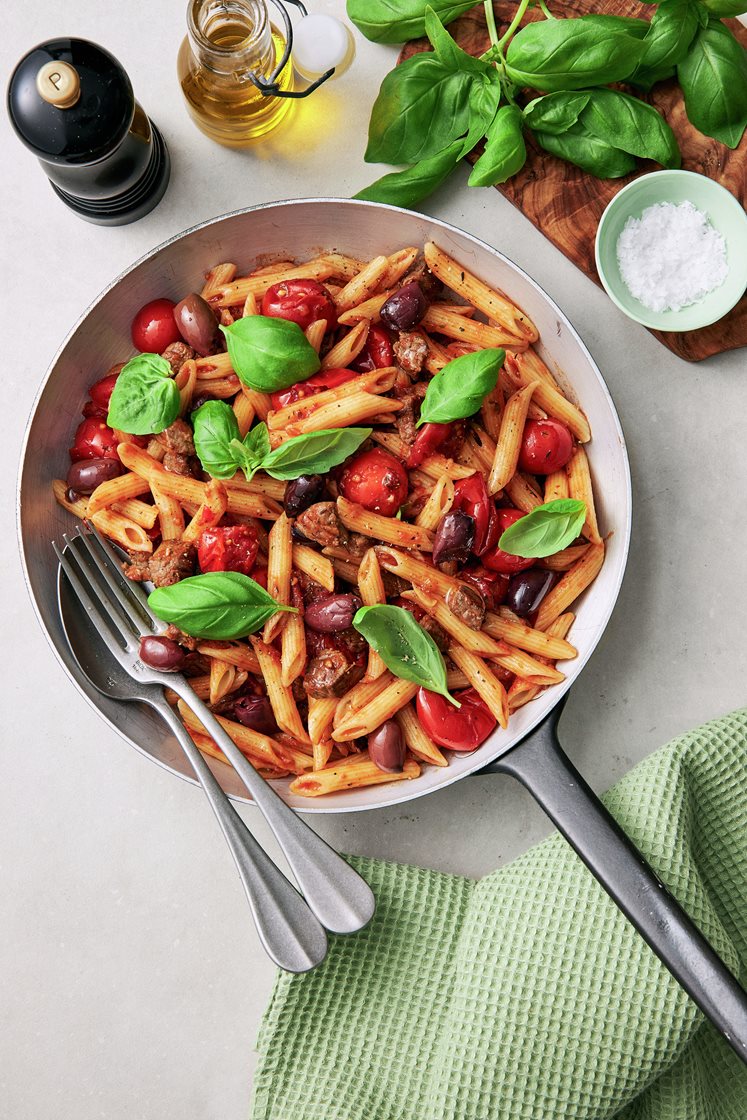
[18,198,747,1058]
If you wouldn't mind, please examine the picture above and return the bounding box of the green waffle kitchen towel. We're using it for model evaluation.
[250,709,747,1120]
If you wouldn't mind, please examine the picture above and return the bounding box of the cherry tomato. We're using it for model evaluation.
[481,508,535,575]
[69,417,120,462]
[197,524,259,576]
[131,298,181,353]
[261,279,337,332]
[270,368,358,410]
[416,687,496,752]
[461,565,510,610]
[453,474,499,556]
[338,448,408,516]
[252,565,268,589]
[89,370,121,411]
[406,422,452,469]
[518,419,573,475]
[352,324,394,371]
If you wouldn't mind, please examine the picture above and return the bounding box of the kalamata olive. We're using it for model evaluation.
[504,569,556,619]
[66,457,124,495]
[190,392,215,412]
[380,281,428,331]
[66,488,80,504]
[368,720,406,773]
[305,593,362,633]
[139,635,187,672]
[233,695,278,735]
[173,293,219,356]
[432,511,475,569]
[284,474,326,517]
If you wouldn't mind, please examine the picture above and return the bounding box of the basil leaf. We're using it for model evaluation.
[577,14,649,38]
[425,6,492,76]
[260,427,372,480]
[221,316,320,393]
[579,89,680,168]
[106,354,180,436]
[498,499,587,558]
[148,572,296,640]
[523,92,592,135]
[353,138,464,208]
[698,0,747,16]
[628,0,700,89]
[365,53,475,165]
[352,604,458,706]
[506,19,646,91]
[678,21,747,149]
[242,421,272,463]
[468,105,527,187]
[532,123,637,178]
[192,400,241,479]
[346,0,475,44]
[458,71,502,158]
[419,348,505,425]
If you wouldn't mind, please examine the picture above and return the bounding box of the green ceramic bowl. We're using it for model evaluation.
[595,170,747,332]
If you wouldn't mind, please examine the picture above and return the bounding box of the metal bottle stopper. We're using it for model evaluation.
[7,38,171,226]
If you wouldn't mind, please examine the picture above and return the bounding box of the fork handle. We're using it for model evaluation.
[169,679,375,935]
[152,696,328,972]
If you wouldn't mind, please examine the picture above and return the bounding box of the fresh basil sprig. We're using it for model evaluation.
[628,0,701,90]
[354,138,464,208]
[418,348,505,426]
[148,572,297,640]
[498,499,587,558]
[192,402,371,481]
[677,20,747,149]
[346,0,475,44]
[221,316,320,393]
[468,106,526,187]
[106,354,180,436]
[505,17,647,91]
[352,604,459,707]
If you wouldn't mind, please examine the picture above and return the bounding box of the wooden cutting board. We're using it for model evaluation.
[400,1,747,361]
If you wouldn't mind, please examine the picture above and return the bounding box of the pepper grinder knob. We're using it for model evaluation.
[8,38,170,226]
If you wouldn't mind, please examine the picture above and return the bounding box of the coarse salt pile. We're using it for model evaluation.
[616,200,729,313]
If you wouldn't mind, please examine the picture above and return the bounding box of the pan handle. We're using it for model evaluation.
[478,703,747,1064]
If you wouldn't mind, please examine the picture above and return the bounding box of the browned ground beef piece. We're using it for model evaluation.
[295,502,348,548]
[393,381,427,447]
[303,650,366,699]
[346,532,371,560]
[155,419,201,477]
[160,341,195,375]
[124,550,151,581]
[164,623,200,651]
[393,331,428,375]
[381,572,409,599]
[149,540,197,587]
[445,585,486,631]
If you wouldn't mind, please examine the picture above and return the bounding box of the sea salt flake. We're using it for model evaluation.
[616,200,729,313]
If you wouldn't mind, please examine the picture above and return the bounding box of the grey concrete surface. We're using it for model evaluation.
[1,3,745,1117]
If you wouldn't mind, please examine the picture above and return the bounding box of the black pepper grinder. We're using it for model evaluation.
[7,38,170,226]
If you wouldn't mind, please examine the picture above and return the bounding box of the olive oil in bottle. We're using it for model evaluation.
[178,0,294,147]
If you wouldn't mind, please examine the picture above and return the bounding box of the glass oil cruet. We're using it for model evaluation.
[178,0,348,147]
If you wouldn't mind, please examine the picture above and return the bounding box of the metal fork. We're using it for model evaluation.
[54,525,375,937]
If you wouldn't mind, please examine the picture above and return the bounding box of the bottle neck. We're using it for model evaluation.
[187,0,275,78]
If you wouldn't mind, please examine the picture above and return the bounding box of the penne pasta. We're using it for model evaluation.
[267,368,396,430]
[415,475,454,530]
[337,497,435,551]
[503,352,591,443]
[263,513,293,643]
[251,637,310,743]
[291,544,335,592]
[332,679,419,742]
[182,479,227,543]
[150,481,185,540]
[334,255,390,312]
[281,611,307,688]
[448,645,509,729]
[544,469,570,503]
[89,508,152,552]
[422,304,526,351]
[290,754,420,797]
[488,381,539,494]
[320,319,371,369]
[394,705,448,767]
[358,549,388,680]
[424,242,538,343]
[566,445,601,543]
[535,542,605,631]
[87,471,151,515]
[286,391,401,436]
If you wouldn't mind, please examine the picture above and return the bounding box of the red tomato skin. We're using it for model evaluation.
[338,448,408,516]
[481,508,535,575]
[131,298,181,353]
[518,419,573,475]
[89,371,121,411]
[270,368,358,410]
[261,279,337,332]
[406,422,451,469]
[453,474,499,556]
[69,418,121,462]
[352,324,394,371]
[197,525,259,576]
[252,565,268,589]
[461,565,510,610]
[416,687,496,752]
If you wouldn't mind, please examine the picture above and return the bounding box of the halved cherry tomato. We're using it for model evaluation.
[481,508,535,575]
[261,279,337,332]
[197,524,259,576]
[252,565,268,589]
[416,687,496,752]
[453,474,499,555]
[338,448,408,516]
[69,417,120,462]
[518,418,573,475]
[406,422,452,469]
[461,565,510,610]
[88,370,121,413]
[270,367,358,410]
[352,324,394,371]
[131,298,181,353]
